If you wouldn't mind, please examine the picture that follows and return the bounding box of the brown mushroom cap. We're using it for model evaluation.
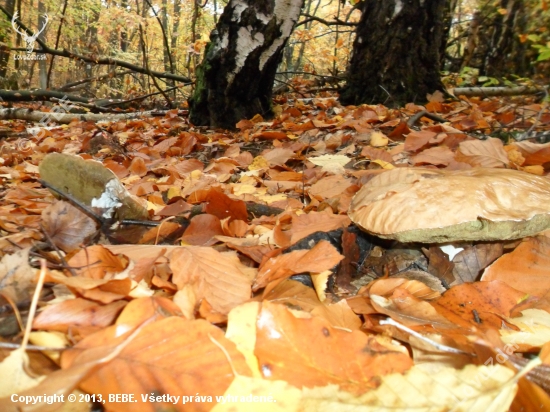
[348,167,550,243]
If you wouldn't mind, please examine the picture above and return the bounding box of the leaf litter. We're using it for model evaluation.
[0,93,550,410]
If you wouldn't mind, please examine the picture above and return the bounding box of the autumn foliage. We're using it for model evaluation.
[0,91,550,411]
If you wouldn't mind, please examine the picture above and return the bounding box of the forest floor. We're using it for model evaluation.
[0,88,550,411]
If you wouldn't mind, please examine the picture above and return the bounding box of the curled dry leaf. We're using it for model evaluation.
[500,309,550,351]
[349,167,550,243]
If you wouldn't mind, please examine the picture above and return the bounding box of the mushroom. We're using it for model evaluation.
[348,167,550,243]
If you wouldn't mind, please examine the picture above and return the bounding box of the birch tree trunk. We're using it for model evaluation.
[189,0,304,129]
[340,0,450,107]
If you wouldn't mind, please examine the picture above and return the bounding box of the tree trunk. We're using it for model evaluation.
[189,0,304,129]
[483,0,527,77]
[440,0,458,69]
[0,0,16,78]
[339,0,449,107]
[38,0,48,89]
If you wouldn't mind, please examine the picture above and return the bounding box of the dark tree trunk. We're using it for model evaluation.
[340,0,450,107]
[189,0,304,129]
[483,0,528,77]
[440,0,458,69]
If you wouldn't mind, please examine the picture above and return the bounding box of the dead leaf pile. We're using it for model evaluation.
[0,95,550,411]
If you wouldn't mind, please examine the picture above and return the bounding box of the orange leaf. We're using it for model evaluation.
[204,188,248,222]
[62,317,251,412]
[481,236,550,297]
[33,299,126,333]
[254,302,412,394]
[181,214,223,246]
[432,281,526,329]
[254,240,344,291]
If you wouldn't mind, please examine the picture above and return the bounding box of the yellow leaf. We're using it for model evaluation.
[248,156,270,171]
[226,302,262,377]
[370,159,394,169]
[251,114,264,123]
[0,348,45,397]
[310,270,332,302]
[299,364,516,411]
[212,375,301,412]
[522,165,545,175]
[501,309,550,350]
[370,131,389,147]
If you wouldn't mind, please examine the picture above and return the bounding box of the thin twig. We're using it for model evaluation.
[379,317,475,356]
[39,223,78,277]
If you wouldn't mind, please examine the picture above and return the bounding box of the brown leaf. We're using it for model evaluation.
[335,228,360,293]
[33,299,126,333]
[412,146,455,166]
[360,146,393,163]
[262,147,294,166]
[308,175,353,201]
[262,279,321,312]
[68,245,128,279]
[204,188,248,222]
[423,246,456,286]
[41,201,97,253]
[254,130,288,140]
[181,214,223,246]
[456,138,510,168]
[0,248,37,304]
[287,210,351,245]
[169,246,252,314]
[370,288,454,327]
[452,243,504,284]
[404,130,441,152]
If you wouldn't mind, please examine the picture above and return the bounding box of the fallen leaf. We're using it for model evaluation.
[62,317,251,412]
[41,201,97,252]
[170,246,252,314]
[481,235,550,297]
[254,302,412,394]
[254,240,344,291]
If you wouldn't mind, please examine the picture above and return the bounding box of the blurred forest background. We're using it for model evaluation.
[0,0,548,103]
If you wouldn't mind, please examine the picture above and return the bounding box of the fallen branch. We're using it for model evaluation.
[451,86,548,97]
[58,69,134,92]
[0,89,92,104]
[0,108,175,123]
